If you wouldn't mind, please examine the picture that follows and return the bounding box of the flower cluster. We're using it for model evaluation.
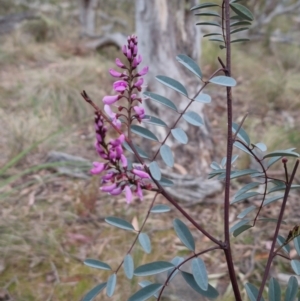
[90,35,151,203]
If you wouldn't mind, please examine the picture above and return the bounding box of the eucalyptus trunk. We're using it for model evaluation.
[135,0,222,202]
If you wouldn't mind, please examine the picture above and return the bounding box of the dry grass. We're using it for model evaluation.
[1,2,300,301]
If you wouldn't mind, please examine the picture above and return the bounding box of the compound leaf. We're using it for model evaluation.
[173,218,195,251]
[160,144,174,167]
[156,75,188,97]
[134,261,174,276]
[105,216,135,231]
[176,54,202,78]
[138,233,152,254]
[192,258,208,291]
[143,91,177,111]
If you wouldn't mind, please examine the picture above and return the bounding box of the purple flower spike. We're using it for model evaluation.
[115,58,125,68]
[113,80,128,92]
[132,168,150,179]
[122,45,127,55]
[120,154,127,168]
[124,185,132,203]
[101,183,117,192]
[136,183,143,200]
[137,66,149,76]
[110,186,122,195]
[90,162,105,175]
[103,95,120,105]
[133,45,138,56]
[126,49,132,60]
[134,78,144,88]
[133,106,145,119]
[109,69,123,78]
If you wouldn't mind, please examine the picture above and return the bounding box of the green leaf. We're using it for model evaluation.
[230,21,252,27]
[192,258,208,291]
[173,218,195,251]
[264,150,299,159]
[294,237,300,256]
[139,233,151,254]
[277,235,290,255]
[268,183,286,194]
[131,125,159,142]
[230,169,258,179]
[196,21,221,27]
[269,277,281,301]
[230,3,253,21]
[82,283,107,301]
[156,75,188,97]
[263,194,284,207]
[105,216,135,231]
[84,259,111,271]
[134,261,174,276]
[106,274,117,297]
[254,142,267,152]
[203,33,222,37]
[232,154,239,164]
[143,91,177,111]
[191,3,219,11]
[195,11,221,17]
[181,271,219,299]
[138,281,159,299]
[149,161,161,181]
[237,205,256,219]
[245,283,264,301]
[158,177,174,187]
[231,39,250,43]
[123,142,149,159]
[291,260,300,276]
[233,225,252,237]
[209,76,237,87]
[258,218,286,224]
[285,276,298,301]
[235,182,260,198]
[209,38,224,43]
[176,54,202,79]
[168,257,184,280]
[234,141,253,156]
[230,219,250,233]
[210,162,220,170]
[171,128,188,144]
[128,283,163,301]
[231,191,260,204]
[183,111,203,126]
[142,115,167,127]
[150,204,171,213]
[160,145,174,167]
[194,93,211,103]
[230,27,249,34]
[232,122,250,145]
[124,254,134,279]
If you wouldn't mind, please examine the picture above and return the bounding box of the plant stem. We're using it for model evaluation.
[223,0,242,300]
[257,159,299,300]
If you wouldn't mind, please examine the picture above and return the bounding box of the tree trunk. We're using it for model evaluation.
[78,0,99,37]
[135,0,222,203]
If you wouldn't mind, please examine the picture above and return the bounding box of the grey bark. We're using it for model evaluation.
[78,0,99,37]
[135,0,222,203]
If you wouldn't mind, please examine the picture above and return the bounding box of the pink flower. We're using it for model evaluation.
[133,45,138,56]
[137,66,149,76]
[115,58,125,68]
[134,78,144,88]
[90,162,106,175]
[133,106,145,119]
[132,168,150,179]
[124,185,132,203]
[110,186,122,195]
[113,80,128,92]
[122,45,127,55]
[136,55,142,64]
[136,183,143,200]
[126,49,132,60]
[103,95,120,105]
[101,183,117,192]
[109,69,123,78]
[120,154,127,168]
